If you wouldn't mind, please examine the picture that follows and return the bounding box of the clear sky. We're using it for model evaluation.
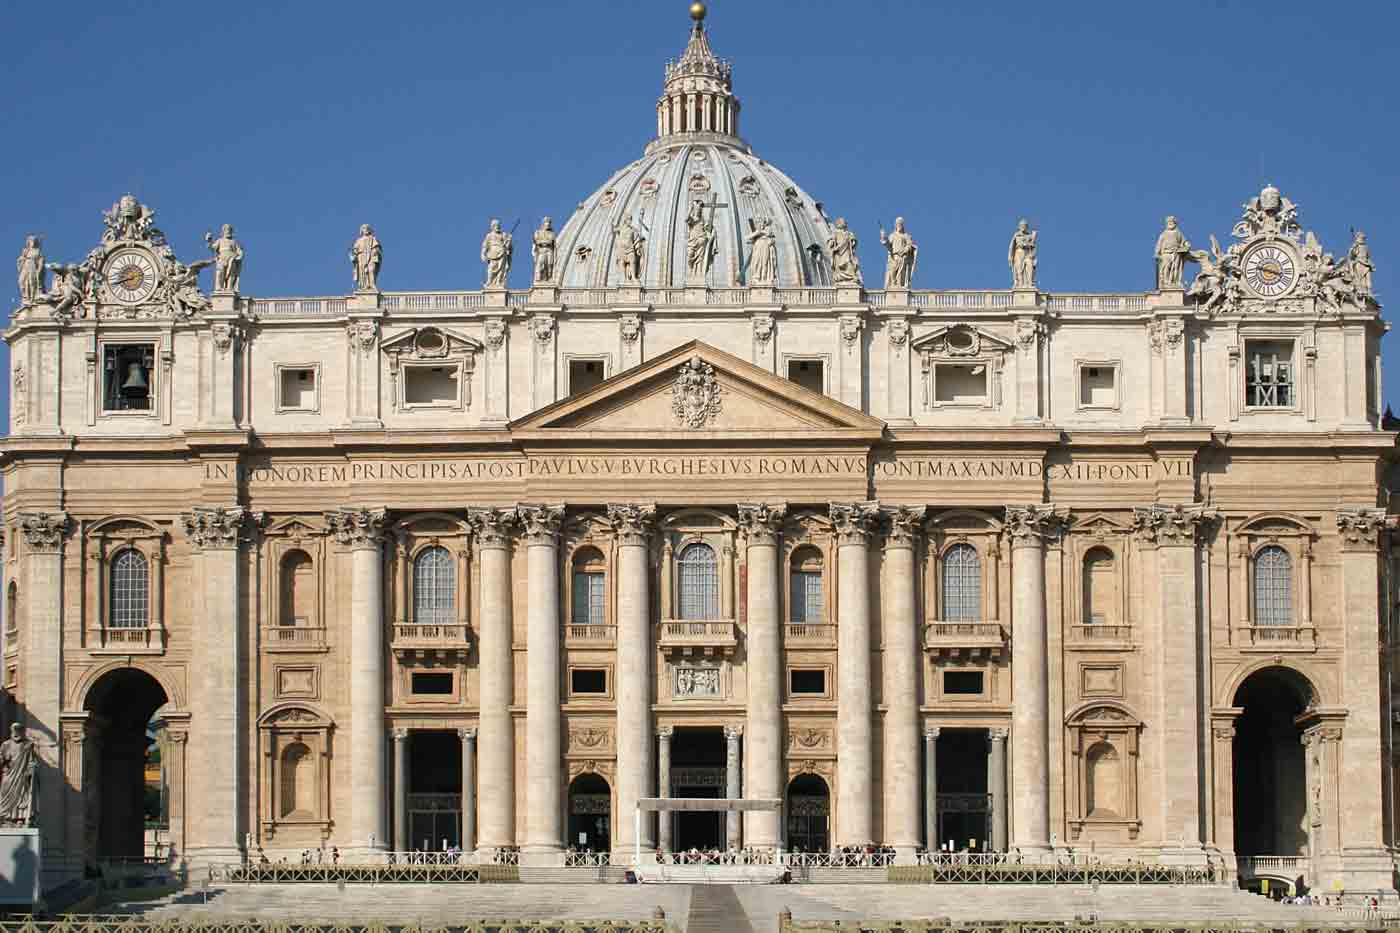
[2,0,1398,423]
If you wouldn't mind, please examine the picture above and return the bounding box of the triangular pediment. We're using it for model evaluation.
[511,341,885,436]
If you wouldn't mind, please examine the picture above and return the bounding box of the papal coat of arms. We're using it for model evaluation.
[671,358,723,429]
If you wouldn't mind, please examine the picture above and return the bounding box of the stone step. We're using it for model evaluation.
[686,885,755,933]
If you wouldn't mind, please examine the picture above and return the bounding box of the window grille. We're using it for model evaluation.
[1246,342,1294,408]
[572,571,605,626]
[413,546,456,627]
[110,549,149,629]
[790,570,823,623]
[677,543,719,620]
[1253,545,1293,627]
[941,544,982,622]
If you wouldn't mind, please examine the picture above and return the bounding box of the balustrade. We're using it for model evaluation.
[1068,624,1134,645]
[263,625,327,649]
[98,625,165,652]
[657,619,738,657]
[784,622,836,645]
[922,621,1006,659]
[565,623,617,646]
[1233,624,1317,648]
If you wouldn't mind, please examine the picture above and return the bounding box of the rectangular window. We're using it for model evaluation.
[790,669,826,695]
[943,670,985,696]
[103,344,155,412]
[787,359,824,394]
[933,363,988,404]
[1079,365,1117,408]
[411,672,454,696]
[1245,340,1294,408]
[571,668,608,695]
[403,364,460,408]
[279,367,318,411]
[572,571,605,626]
[569,358,606,395]
[789,571,823,624]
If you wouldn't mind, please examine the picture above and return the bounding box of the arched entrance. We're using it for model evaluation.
[1232,667,1311,872]
[83,667,171,859]
[567,774,611,852]
[786,773,830,853]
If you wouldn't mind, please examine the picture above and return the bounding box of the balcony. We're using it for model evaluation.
[1234,624,1316,651]
[784,622,836,646]
[1068,624,1134,648]
[565,623,617,648]
[657,620,738,658]
[264,624,328,652]
[392,622,472,661]
[96,625,166,655]
[923,621,1006,660]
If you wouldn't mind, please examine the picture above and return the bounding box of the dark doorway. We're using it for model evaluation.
[83,668,171,859]
[568,773,611,851]
[1233,668,1310,858]
[935,728,990,852]
[786,774,830,853]
[669,727,726,851]
[408,731,462,851]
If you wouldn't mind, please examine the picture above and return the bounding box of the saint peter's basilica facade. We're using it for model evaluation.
[4,2,1397,894]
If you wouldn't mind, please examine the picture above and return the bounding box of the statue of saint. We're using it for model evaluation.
[169,259,214,319]
[44,262,88,320]
[1008,219,1038,289]
[745,218,778,285]
[685,198,717,283]
[827,218,862,286]
[16,236,45,307]
[481,218,513,289]
[1348,231,1374,294]
[205,224,244,293]
[880,217,918,288]
[0,724,38,827]
[349,224,382,292]
[614,216,646,284]
[532,218,557,284]
[1154,216,1192,290]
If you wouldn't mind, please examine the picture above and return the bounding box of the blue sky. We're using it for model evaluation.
[2,0,1398,419]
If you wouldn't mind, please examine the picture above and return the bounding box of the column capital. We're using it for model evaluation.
[923,727,940,741]
[829,501,880,546]
[1337,507,1393,551]
[737,503,786,547]
[882,505,926,549]
[989,728,1009,742]
[18,511,69,553]
[606,503,657,546]
[657,725,674,739]
[182,506,257,551]
[458,727,477,742]
[1132,503,1219,547]
[468,507,519,549]
[392,728,410,742]
[517,504,565,547]
[1211,724,1235,742]
[723,724,744,741]
[325,507,388,551]
[1004,505,1066,548]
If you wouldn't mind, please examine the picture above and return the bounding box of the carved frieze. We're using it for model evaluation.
[347,320,379,355]
[568,727,611,752]
[674,666,720,698]
[789,727,832,751]
[1014,318,1044,355]
[671,358,723,429]
[619,314,642,346]
[1147,318,1185,355]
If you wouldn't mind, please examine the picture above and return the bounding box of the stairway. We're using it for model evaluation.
[686,885,756,933]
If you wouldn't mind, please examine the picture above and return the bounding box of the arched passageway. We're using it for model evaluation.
[567,773,611,853]
[786,773,830,853]
[83,667,171,859]
[1233,667,1311,860]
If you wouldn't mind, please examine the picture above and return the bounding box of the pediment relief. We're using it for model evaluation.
[1066,700,1142,728]
[1236,511,1314,536]
[381,326,483,366]
[394,513,468,536]
[912,324,1014,359]
[1071,512,1133,537]
[265,516,328,539]
[88,516,164,541]
[927,508,1001,534]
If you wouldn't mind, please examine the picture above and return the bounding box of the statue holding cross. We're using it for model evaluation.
[685,194,726,284]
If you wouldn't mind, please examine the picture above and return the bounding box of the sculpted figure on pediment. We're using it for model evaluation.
[17,236,45,307]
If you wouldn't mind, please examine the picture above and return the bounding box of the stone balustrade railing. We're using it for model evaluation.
[565,623,617,645]
[784,622,836,644]
[1068,623,1134,643]
[264,625,327,647]
[99,625,165,651]
[923,621,1006,655]
[393,622,472,644]
[1233,624,1317,647]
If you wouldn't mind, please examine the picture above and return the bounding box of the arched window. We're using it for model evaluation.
[109,549,149,629]
[571,547,606,627]
[413,546,456,627]
[789,547,824,624]
[280,550,315,627]
[941,544,981,622]
[1085,741,1122,818]
[677,542,719,620]
[1082,547,1115,625]
[279,742,315,818]
[1254,545,1293,627]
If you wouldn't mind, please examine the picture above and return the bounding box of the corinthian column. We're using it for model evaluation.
[182,506,252,859]
[882,506,925,857]
[519,504,565,859]
[469,507,519,854]
[831,501,880,847]
[17,512,68,860]
[327,507,388,852]
[608,503,657,859]
[1005,505,1060,857]
[738,504,785,849]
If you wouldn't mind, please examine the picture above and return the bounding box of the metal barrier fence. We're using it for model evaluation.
[27,922,672,933]
[208,864,520,884]
[887,863,1220,885]
[782,923,1394,933]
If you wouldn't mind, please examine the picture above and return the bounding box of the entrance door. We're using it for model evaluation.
[568,774,612,852]
[935,728,991,852]
[408,731,462,851]
[670,727,727,851]
[786,774,830,853]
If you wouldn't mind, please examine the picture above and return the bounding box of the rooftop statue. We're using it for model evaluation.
[532,217,557,284]
[1187,235,1234,315]
[482,218,514,289]
[615,216,646,284]
[1154,216,1192,290]
[685,197,718,284]
[349,224,382,292]
[205,224,244,294]
[44,262,89,321]
[879,217,917,289]
[745,217,778,285]
[102,195,162,245]
[168,259,215,320]
[827,218,862,287]
[0,724,37,828]
[1234,183,1301,240]
[1009,219,1038,289]
[16,236,45,307]
[1348,231,1374,295]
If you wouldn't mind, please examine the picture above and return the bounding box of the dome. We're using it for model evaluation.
[552,9,835,290]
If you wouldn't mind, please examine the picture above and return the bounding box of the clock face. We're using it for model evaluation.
[105,249,160,305]
[1242,243,1297,298]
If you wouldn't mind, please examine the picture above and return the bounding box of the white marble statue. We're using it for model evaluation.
[685,197,717,283]
[169,259,215,319]
[1154,216,1192,290]
[45,262,88,319]
[349,224,382,291]
[1348,231,1374,294]
[16,236,45,307]
[1008,219,1038,289]
[481,219,513,289]
[615,216,646,284]
[0,724,37,828]
[880,217,917,288]
[532,217,557,284]
[745,218,778,285]
[205,224,244,293]
[827,217,862,287]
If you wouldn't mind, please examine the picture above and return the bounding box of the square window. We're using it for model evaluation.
[103,344,155,412]
[790,669,826,695]
[943,670,984,695]
[1079,365,1117,408]
[571,668,608,695]
[933,363,988,404]
[403,364,460,408]
[279,367,318,411]
[1245,340,1294,408]
[569,359,606,395]
[787,359,824,394]
[411,672,454,695]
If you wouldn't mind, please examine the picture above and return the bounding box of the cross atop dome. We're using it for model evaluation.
[656,1,742,147]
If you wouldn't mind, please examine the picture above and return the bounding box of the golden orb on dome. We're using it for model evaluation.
[689,2,707,22]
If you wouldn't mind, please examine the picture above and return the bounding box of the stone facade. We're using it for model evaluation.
[2,3,1396,895]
